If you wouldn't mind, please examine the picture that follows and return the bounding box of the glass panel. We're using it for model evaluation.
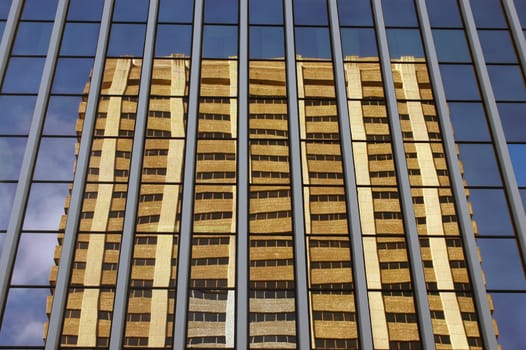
[386,29,424,58]
[340,28,378,58]
[478,30,518,63]
[107,24,146,57]
[67,0,104,20]
[0,1,11,19]
[52,58,94,94]
[33,137,77,181]
[439,65,480,100]
[478,238,526,289]
[425,0,462,27]
[432,29,471,63]
[508,144,526,186]
[0,183,16,230]
[294,0,328,25]
[498,103,526,142]
[487,65,526,101]
[0,95,36,135]
[470,0,507,28]
[295,27,332,59]
[23,183,69,230]
[448,102,491,141]
[458,144,502,186]
[0,288,50,346]
[202,25,238,58]
[491,293,526,349]
[195,140,237,184]
[44,96,83,136]
[12,22,53,55]
[113,0,149,22]
[249,0,283,24]
[60,23,100,56]
[0,137,26,180]
[469,189,514,236]
[381,0,418,27]
[204,0,238,24]
[250,187,292,233]
[338,0,373,26]
[11,233,57,285]
[21,0,58,20]
[155,24,192,57]
[159,0,194,23]
[2,57,45,93]
[250,26,284,59]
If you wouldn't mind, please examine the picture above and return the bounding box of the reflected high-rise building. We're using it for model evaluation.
[0,0,525,349]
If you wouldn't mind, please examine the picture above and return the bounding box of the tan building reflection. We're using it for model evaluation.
[47,55,495,349]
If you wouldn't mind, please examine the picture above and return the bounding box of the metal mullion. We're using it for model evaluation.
[413,0,499,348]
[458,0,526,270]
[326,1,373,349]
[172,0,203,348]
[238,0,248,347]
[0,0,23,84]
[108,0,158,348]
[370,0,435,348]
[43,0,115,348]
[283,0,311,349]
[502,0,526,78]
[0,0,68,327]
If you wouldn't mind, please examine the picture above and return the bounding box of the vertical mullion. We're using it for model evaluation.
[44,0,115,348]
[413,0,499,348]
[0,0,23,83]
[0,0,68,326]
[237,0,249,347]
[458,0,526,270]
[502,0,526,77]
[172,0,203,348]
[370,0,436,348]
[283,0,311,349]
[108,0,159,348]
[326,1,373,349]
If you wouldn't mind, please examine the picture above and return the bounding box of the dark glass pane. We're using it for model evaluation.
[44,96,83,136]
[11,233,57,285]
[249,0,283,24]
[386,29,424,58]
[439,64,480,100]
[515,0,526,28]
[381,0,418,27]
[470,0,507,28]
[33,138,77,181]
[0,137,27,180]
[448,102,491,141]
[498,103,526,142]
[425,0,462,27]
[159,0,194,23]
[52,58,94,94]
[478,30,517,63]
[107,24,146,57]
[508,144,526,186]
[491,294,526,349]
[340,28,378,58]
[0,95,36,135]
[113,0,149,22]
[469,189,514,235]
[204,0,238,24]
[67,0,104,20]
[0,183,16,230]
[487,65,526,101]
[294,0,328,25]
[250,26,284,59]
[0,288,49,346]
[338,0,373,26]
[156,24,192,56]
[295,27,331,59]
[458,144,502,186]
[432,29,471,63]
[478,239,526,289]
[0,1,11,19]
[21,0,58,20]
[202,25,237,58]
[2,58,45,93]
[60,23,100,56]
[23,183,69,230]
[12,22,53,55]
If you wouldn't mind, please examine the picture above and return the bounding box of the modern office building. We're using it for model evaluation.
[0,0,525,349]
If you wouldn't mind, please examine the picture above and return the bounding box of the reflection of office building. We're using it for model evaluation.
[1,0,525,349]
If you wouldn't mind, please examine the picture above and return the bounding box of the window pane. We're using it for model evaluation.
[294,0,328,25]
[508,144,526,186]
[202,25,238,58]
[12,22,53,55]
[108,24,146,57]
[478,30,517,63]
[487,65,526,101]
[60,23,100,56]
[11,233,57,285]
[295,27,332,59]
[113,0,149,22]
[439,65,480,100]
[469,189,514,236]
[44,96,83,136]
[386,29,424,58]
[491,293,526,349]
[33,138,77,181]
[155,24,192,57]
[0,184,16,230]
[0,95,36,135]
[52,58,94,94]
[249,0,283,24]
[23,183,69,230]
[458,144,502,186]
[204,0,238,24]
[425,0,462,27]
[340,28,378,58]
[21,0,58,20]
[250,26,284,59]
[159,0,194,23]
[498,103,526,142]
[2,58,45,93]
[338,0,373,26]
[448,102,491,141]
[470,0,507,28]
[381,0,418,27]
[478,238,526,289]
[67,0,104,20]
[0,137,27,180]
[432,29,471,63]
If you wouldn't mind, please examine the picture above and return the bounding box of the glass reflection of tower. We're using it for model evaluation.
[1,0,525,349]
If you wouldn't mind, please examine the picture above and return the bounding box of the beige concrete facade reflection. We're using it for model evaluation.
[48,56,494,349]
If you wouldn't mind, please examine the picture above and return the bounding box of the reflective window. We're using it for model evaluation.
[155,24,192,56]
[202,25,238,58]
[0,1,11,19]
[294,0,328,25]
[478,239,526,289]
[67,0,104,20]
[107,24,146,57]
[386,29,424,58]
[498,103,526,142]
[250,26,284,59]
[60,23,100,56]
[448,102,491,141]
[381,0,418,27]
[478,30,517,63]
[508,144,526,186]
[295,27,331,59]
[21,0,58,20]
[204,0,238,24]
[113,0,149,22]
[470,0,508,28]
[491,294,526,349]
[0,137,26,180]
[44,96,83,136]
[249,0,283,24]
[515,0,526,28]
[337,0,373,26]
[159,0,194,23]
[0,184,16,230]
[457,144,502,186]
[0,95,36,135]
[439,65,480,100]
[425,0,462,27]
[487,65,526,101]
[432,29,471,63]
[52,58,94,94]
[11,234,57,285]
[469,189,514,236]
[23,183,69,230]
[33,138,77,181]
[2,57,45,93]
[12,22,53,55]
[340,28,378,58]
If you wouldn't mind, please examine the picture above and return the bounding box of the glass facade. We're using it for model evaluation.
[0,0,525,349]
